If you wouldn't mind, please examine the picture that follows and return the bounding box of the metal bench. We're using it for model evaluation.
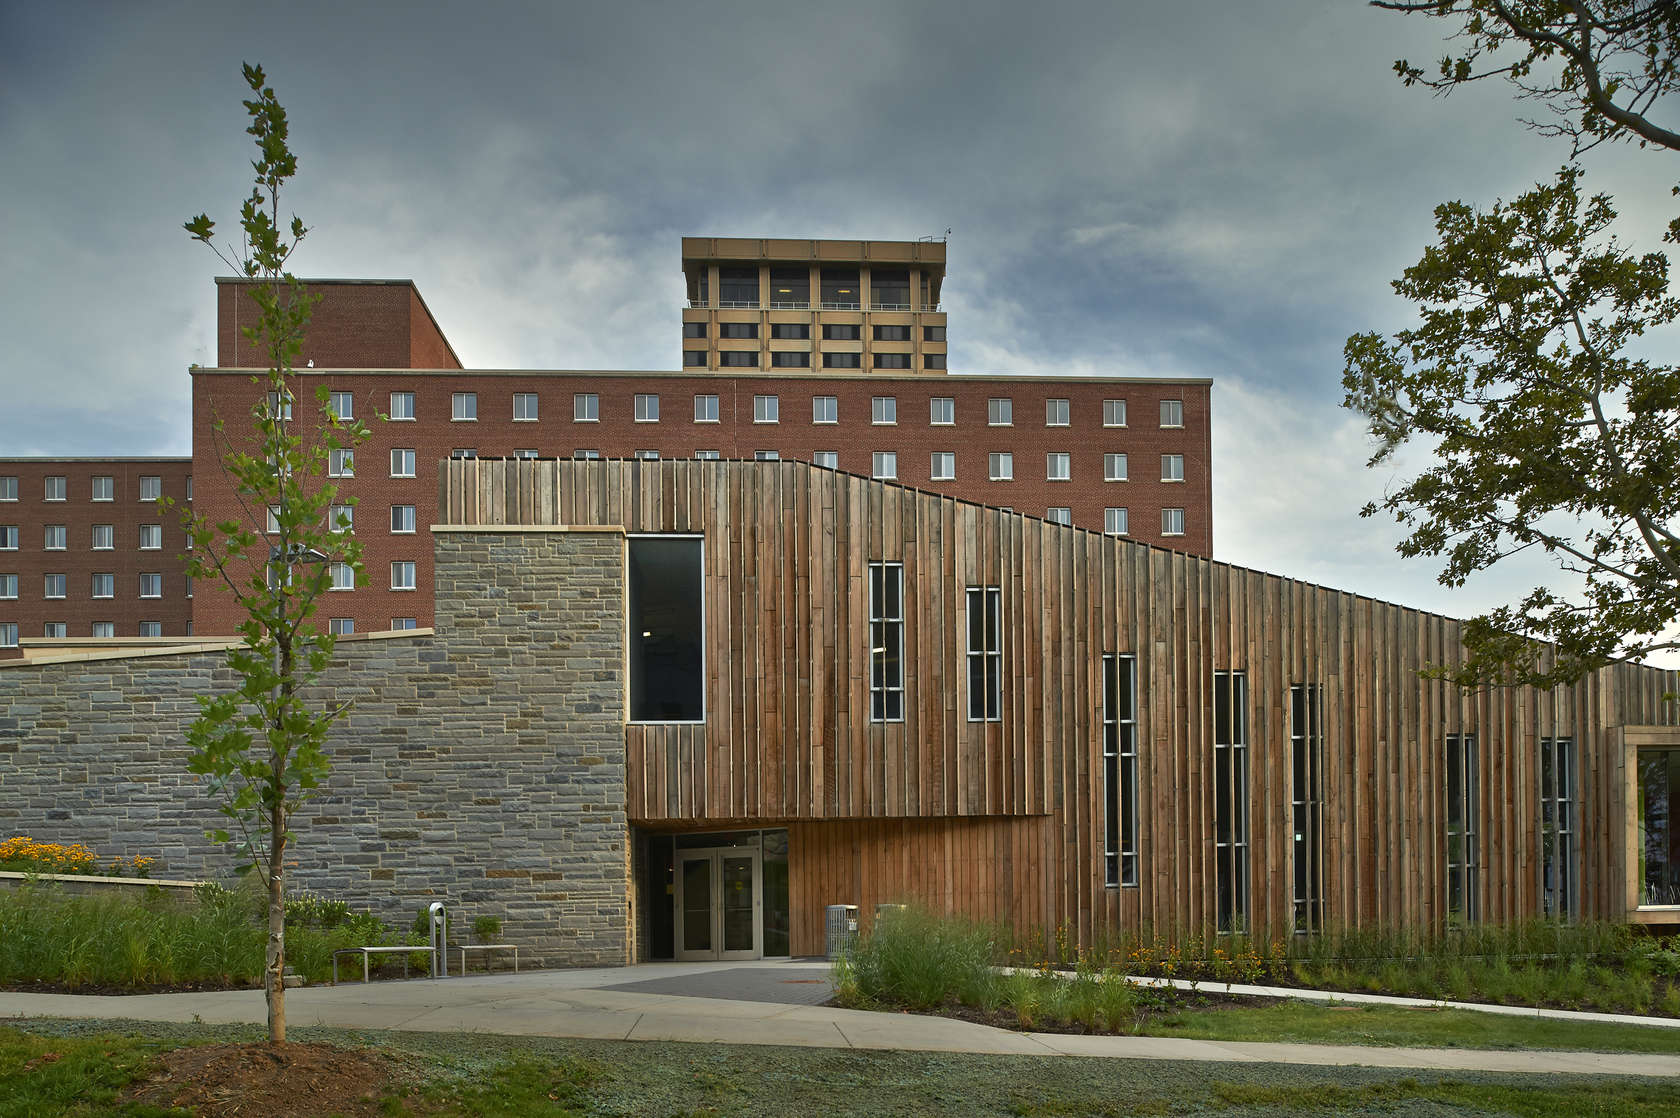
[331,945,423,984]
[454,943,519,974]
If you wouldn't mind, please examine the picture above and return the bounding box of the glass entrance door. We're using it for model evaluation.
[675,847,761,960]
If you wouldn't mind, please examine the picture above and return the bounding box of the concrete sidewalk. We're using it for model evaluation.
[3,960,1678,1078]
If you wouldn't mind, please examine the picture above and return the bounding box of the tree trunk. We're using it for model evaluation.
[267,802,287,1044]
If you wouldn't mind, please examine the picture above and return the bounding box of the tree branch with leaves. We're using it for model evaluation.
[163,62,367,1045]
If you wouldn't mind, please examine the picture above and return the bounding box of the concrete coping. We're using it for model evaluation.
[0,627,435,670]
[430,524,627,535]
[0,870,204,890]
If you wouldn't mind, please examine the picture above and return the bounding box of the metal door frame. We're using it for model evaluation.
[674,845,762,961]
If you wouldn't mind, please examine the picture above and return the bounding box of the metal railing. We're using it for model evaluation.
[718,299,760,309]
[820,301,861,311]
[870,302,912,311]
[768,300,810,310]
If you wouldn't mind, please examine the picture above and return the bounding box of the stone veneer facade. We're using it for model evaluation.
[0,528,630,968]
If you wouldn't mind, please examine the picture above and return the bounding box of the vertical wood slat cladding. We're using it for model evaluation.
[444,458,1679,938]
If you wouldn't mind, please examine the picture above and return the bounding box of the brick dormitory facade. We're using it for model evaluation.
[3,236,1212,649]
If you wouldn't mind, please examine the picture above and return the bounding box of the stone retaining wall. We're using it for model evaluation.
[0,529,630,968]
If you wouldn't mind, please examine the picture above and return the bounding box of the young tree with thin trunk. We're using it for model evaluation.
[167,62,366,1044]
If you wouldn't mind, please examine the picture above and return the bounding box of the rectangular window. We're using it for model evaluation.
[924,325,946,342]
[513,449,539,460]
[44,476,66,501]
[391,617,418,631]
[1291,684,1325,934]
[138,524,161,550]
[185,576,192,598]
[694,394,720,423]
[635,394,660,422]
[513,392,539,421]
[771,351,810,368]
[0,526,16,550]
[450,448,477,460]
[821,268,860,308]
[1046,398,1070,426]
[719,351,757,368]
[0,476,13,501]
[1540,736,1576,919]
[1214,670,1250,933]
[1446,733,1480,922]
[0,623,15,648]
[683,321,707,339]
[988,398,1013,426]
[1104,453,1128,481]
[44,622,67,639]
[695,449,722,460]
[391,448,416,477]
[91,573,114,599]
[573,393,598,421]
[770,323,810,339]
[872,451,897,480]
[1103,654,1139,887]
[328,391,353,420]
[92,622,114,638]
[1047,452,1070,481]
[634,450,660,460]
[0,574,14,598]
[329,563,355,590]
[770,266,809,306]
[1104,507,1129,536]
[1639,748,1680,905]
[822,323,860,340]
[1103,399,1127,427]
[329,504,353,533]
[139,476,161,502]
[91,476,114,501]
[266,506,280,534]
[327,449,354,478]
[389,504,417,534]
[869,562,904,722]
[683,349,707,367]
[872,267,910,309]
[389,391,415,420]
[1160,399,1184,428]
[573,449,600,460]
[930,397,954,425]
[873,324,911,341]
[452,392,477,421]
[873,352,911,370]
[329,618,354,636]
[186,476,192,501]
[391,561,417,591]
[139,572,162,599]
[966,587,1002,722]
[822,352,860,368]
[813,451,838,469]
[930,452,955,481]
[754,450,780,461]
[265,390,293,421]
[629,536,705,722]
[139,621,163,638]
[871,396,897,425]
[923,353,946,370]
[753,395,779,423]
[1162,508,1186,536]
[813,396,838,424]
[1045,507,1071,525]
[1162,454,1184,482]
[719,321,759,339]
[91,524,113,549]
[44,525,65,550]
[988,452,1013,481]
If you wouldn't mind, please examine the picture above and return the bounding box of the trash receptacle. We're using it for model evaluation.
[825,904,859,960]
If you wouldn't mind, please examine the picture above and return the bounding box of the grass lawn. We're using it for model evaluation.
[1133,997,1680,1053]
[5,1020,1680,1118]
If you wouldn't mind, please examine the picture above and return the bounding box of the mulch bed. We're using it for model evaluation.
[0,977,259,996]
[123,1041,415,1118]
[837,988,1278,1037]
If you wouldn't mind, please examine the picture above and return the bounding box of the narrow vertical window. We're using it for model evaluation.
[1540,736,1576,919]
[1103,654,1138,887]
[1446,733,1480,923]
[966,586,1002,721]
[1214,670,1249,933]
[1290,684,1325,933]
[628,536,705,722]
[868,562,904,722]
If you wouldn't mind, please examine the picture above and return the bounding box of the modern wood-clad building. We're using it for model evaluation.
[439,457,1680,957]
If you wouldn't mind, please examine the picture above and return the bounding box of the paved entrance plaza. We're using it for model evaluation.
[3,960,1678,1077]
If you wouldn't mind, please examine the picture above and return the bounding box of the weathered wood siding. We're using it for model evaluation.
[443,458,1679,943]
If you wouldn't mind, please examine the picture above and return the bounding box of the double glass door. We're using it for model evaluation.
[675,847,761,960]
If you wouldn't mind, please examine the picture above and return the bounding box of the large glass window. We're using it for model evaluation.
[868,562,903,722]
[870,267,910,309]
[718,266,759,306]
[1638,748,1680,906]
[769,266,810,306]
[1214,670,1249,933]
[1446,733,1480,922]
[1540,736,1576,919]
[629,536,705,722]
[1103,654,1138,887]
[1290,684,1325,933]
[821,267,860,308]
[965,586,1002,722]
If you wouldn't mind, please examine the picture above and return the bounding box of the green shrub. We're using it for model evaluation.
[837,906,998,1010]
[473,914,503,942]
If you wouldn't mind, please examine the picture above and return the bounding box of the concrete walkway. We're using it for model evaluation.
[3,960,1678,1078]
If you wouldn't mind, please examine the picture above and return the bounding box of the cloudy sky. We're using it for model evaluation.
[3,0,1675,652]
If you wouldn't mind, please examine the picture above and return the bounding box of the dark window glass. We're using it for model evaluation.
[874,352,911,369]
[873,324,911,341]
[719,266,758,305]
[629,537,705,721]
[924,325,946,342]
[770,323,810,339]
[683,321,707,338]
[1214,671,1249,933]
[719,351,756,368]
[770,351,810,368]
[769,266,810,304]
[1641,749,1680,905]
[821,267,860,307]
[871,267,909,308]
[822,323,860,340]
[1290,684,1324,933]
[823,352,860,368]
[924,353,946,370]
[720,322,759,339]
[683,350,707,367]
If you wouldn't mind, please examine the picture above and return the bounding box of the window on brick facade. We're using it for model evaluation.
[1160,399,1184,428]
[988,398,1012,426]
[91,573,114,598]
[988,452,1013,481]
[1046,398,1070,426]
[0,476,14,501]
[573,393,598,421]
[139,476,161,502]
[391,561,417,591]
[634,450,660,460]
[44,622,67,639]
[1162,508,1186,536]
[329,563,355,590]
[753,450,779,461]
[1162,454,1184,482]
[0,526,15,549]
[813,451,838,469]
[872,451,897,480]
[329,618,354,635]
[0,623,16,647]
[1104,453,1128,481]
[573,449,600,460]
[514,392,539,421]
[139,524,161,550]
[327,449,354,477]
[1046,507,1071,525]
[139,572,162,598]
[44,476,66,501]
[452,392,477,421]
[635,394,660,422]
[139,621,162,637]
[1104,507,1129,536]
[389,391,415,420]
[872,396,897,424]
[329,504,353,533]
[753,395,779,423]
[391,448,416,477]
[391,617,418,631]
[930,397,954,425]
[92,622,115,638]
[1047,453,1071,481]
[695,449,722,460]
[1104,399,1127,427]
[91,476,114,501]
[391,505,416,533]
[44,524,65,550]
[91,524,114,549]
[813,396,838,424]
[930,452,955,481]
[329,391,353,420]
[0,574,15,599]
[513,449,539,459]
[695,395,719,422]
[450,448,477,460]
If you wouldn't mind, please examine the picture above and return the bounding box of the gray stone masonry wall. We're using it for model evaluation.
[0,530,629,968]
